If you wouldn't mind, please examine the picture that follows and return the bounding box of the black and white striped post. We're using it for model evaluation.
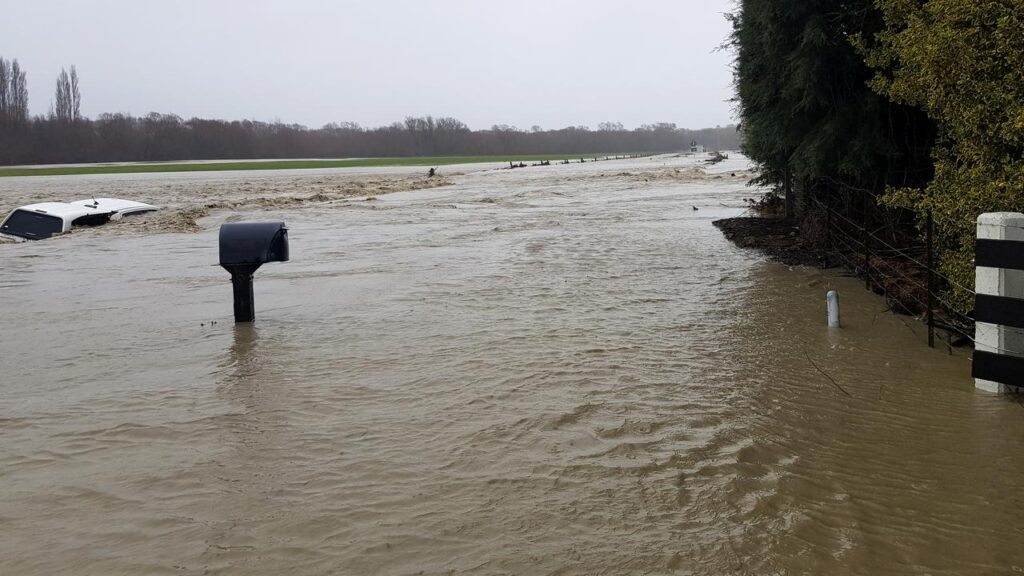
[973,212,1024,392]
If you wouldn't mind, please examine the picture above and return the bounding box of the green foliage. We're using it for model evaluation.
[730,0,934,197]
[866,0,1024,315]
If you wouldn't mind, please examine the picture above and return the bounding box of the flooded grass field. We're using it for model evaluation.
[0,154,637,177]
[1,154,1023,574]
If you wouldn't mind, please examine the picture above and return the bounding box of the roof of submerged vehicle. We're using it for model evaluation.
[14,202,97,220]
[1,198,160,240]
[68,198,159,213]
[9,198,158,221]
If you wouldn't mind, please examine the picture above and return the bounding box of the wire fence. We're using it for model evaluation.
[808,194,980,351]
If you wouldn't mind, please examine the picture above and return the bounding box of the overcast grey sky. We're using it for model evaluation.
[2,0,737,130]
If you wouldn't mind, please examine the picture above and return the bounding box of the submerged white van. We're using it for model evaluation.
[0,198,158,241]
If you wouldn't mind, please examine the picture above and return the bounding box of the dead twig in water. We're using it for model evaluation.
[804,352,853,397]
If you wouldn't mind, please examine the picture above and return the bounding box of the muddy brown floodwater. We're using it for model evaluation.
[1,155,1023,575]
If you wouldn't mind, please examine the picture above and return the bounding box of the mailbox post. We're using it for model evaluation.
[219,222,289,323]
[228,263,261,323]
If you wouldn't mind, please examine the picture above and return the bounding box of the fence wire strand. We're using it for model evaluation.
[806,195,985,349]
[811,196,977,296]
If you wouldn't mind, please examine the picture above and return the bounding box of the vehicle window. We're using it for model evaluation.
[72,213,113,227]
[0,210,64,239]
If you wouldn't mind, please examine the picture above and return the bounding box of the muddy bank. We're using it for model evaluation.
[713,216,822,267]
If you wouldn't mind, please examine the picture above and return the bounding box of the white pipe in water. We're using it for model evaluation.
[827,290,840,328]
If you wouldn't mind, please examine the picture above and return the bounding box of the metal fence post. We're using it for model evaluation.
[926,210,935,348]
[824,198,832,268]
[863,191,871,290]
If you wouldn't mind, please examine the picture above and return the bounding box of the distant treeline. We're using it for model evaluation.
[0,56,738,165]
[0,113,739,166]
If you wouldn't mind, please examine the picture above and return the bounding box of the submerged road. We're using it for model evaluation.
[1,154,1021,575]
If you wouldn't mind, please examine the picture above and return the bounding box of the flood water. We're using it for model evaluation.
[2,155,1023,575]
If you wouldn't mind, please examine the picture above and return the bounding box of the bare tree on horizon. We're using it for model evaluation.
[11,60,26,123]
[54,66,81,122]
[71,66,80,120]
[0,57,28,124]
[0,59,9,122]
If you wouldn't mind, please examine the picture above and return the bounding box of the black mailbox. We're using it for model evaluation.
[219,222,289,323]
[220,221,289,265]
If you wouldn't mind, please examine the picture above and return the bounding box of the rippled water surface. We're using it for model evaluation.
[2,155,1022,575]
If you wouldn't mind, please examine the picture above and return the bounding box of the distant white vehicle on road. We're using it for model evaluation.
[0,198,158,241]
